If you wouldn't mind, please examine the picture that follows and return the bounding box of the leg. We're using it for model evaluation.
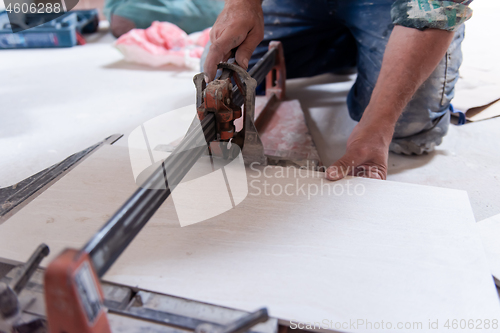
[252,0,357,79]
[201,0,357,78]
[343,0,465,154]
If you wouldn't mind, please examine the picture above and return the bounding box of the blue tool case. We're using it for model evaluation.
[0,9,98,49]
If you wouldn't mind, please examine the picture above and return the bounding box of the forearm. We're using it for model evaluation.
[360,25,454,143]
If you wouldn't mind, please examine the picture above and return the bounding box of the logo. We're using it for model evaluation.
[3,0,80,33]
[128,105,248,227]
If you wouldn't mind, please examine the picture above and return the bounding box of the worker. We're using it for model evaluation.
[104,0,224,37]
[202,0,472,181]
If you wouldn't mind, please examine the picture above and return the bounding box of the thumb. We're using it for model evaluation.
[235,29,263,71]
[326,155,356,181]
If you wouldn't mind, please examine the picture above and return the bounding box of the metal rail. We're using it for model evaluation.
[84,113,216,277]
[83,45,278,277]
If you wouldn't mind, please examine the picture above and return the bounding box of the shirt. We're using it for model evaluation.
[391,0,473,31]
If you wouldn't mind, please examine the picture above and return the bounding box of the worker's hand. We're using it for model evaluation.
[326,121,391,181]
[204,0,264,81]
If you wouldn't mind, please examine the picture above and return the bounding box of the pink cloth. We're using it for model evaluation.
[115,21,211,69]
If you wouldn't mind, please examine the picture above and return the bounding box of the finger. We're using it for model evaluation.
[204,30,244,81]
[354,165,386,180]
[235,28,264,70]
[367,165,386,180]
[368,170,384,180]
[325,155,356,181]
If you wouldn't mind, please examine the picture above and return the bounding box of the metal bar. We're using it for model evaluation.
[232,47,277,107]
[220,308,269,333]
[84,114,217,277]
[11,244,49,294]
[81,46,277,278]
[0,134,122,219]
[109,307,210,331]
[109,306,267,333]
[0,244,49,318]
[194,308,269,333]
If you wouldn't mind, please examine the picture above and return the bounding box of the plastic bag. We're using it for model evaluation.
[114,21,210,70]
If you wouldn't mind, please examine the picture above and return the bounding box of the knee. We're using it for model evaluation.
[347,78,373,123]
[390,111,450,155]
[394,106,450,140]
[110,15,135,38]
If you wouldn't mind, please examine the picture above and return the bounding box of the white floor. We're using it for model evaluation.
[289,74,500,222]
[0,32,199,187]
[1,1,499,222]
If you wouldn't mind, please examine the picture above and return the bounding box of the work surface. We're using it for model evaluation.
[1,0,499,222]
[0,142,499,332]
[1,1,500,332]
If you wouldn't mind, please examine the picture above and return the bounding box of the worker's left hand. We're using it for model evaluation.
[326,121,390,181]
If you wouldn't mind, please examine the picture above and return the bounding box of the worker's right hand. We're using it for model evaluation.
[204,0,264,82]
